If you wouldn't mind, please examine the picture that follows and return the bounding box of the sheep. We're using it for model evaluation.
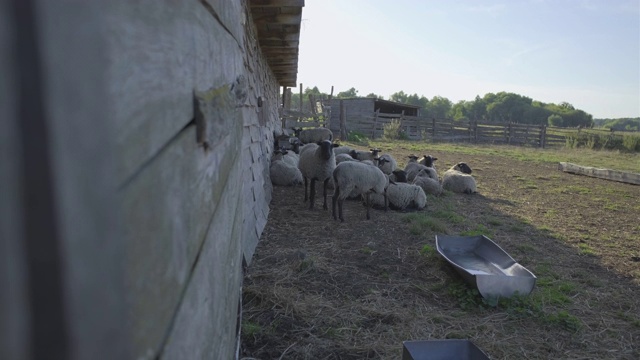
[281,149,299,167]
[333,145,354,156]
[389,169,408,183]
[377,154,397,175]
[442,162,477,194]
[349,148,381,162]
[297,140,338,209]
[270,150,303,186]
[412,168,443,196]
[335,153,356,164]
[368,182,426,211]
[404,155,438,182]
[332,161,389,222]
[294,127,333,144]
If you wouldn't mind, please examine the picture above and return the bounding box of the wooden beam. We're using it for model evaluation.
[252,12,301,24]
[558,162,640,185]
[250,0,305,7]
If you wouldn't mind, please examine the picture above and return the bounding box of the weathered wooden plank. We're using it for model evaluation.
[160,153,243,360]
[121,110,242,359]
[106,0,243,184]
[558,162,640,185]
[0,7,30,357]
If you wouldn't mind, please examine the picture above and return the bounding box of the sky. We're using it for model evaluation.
[296,0,640,119]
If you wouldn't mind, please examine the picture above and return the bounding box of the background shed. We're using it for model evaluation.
[0,0,303,359]
[325,98,422,139]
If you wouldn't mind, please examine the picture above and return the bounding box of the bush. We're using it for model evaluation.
[622,133,640,152]
[383,119,405,140]
[347,131,370,146]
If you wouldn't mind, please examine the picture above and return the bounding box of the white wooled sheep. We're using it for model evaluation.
[333,145,354,156]
[412,168,443,196]
[332,161,389,222]
[278,149,298,167]
[295,127,333,144]
[349,148,381,162]
[335,153,356,164]
[368,182,426,211]
[404,154,437,181]
[377,154,397,175]
[270,150,303,186]
[442,162,477,194]
[298,140,338,209]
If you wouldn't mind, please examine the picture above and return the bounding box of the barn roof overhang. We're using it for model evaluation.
[250,0,304,87]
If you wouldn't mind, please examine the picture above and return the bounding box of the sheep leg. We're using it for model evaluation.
[384,190,389,212]
[322,178,330,210]
[365,193,371,220]
[338,197,344,222]
[309,179,316,209]
[303,178,308,202]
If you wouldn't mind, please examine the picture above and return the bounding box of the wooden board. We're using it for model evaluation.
[558,162,640,185]
[106,0,243,185]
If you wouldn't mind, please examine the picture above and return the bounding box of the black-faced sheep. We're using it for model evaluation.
[349,148,381,162]
[442,162,477,194]
[377,154,397,175]
[368,182,426,211]
[404,155,438,182]
[294,127,333,144]
[332,161,389,222]
[298,140,338,209]
[389,169,408,183]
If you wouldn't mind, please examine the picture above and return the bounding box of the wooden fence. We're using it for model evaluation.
[345,112,638,149]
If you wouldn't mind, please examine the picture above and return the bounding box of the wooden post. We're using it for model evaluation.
[432,117,436,140]
[298,83,303,112]
[474,120,478,142]
[281,86,287,108]
[372,109,380,138]
[340,100,347,140]
[540,125,547,148]
[400,110,405,138]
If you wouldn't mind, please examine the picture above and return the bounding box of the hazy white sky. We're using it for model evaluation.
[297,0,640,119]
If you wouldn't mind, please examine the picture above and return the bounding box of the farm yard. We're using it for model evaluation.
[241,141,640,360]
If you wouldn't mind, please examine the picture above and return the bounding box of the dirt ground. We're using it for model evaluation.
[240,145,640,360]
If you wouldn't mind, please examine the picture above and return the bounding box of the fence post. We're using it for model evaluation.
[540,125,547,148]
[474,120,478,142]
[507,122,512,144]
[372,109,380,138]
[340,100,347,140]
[432,118,436,140]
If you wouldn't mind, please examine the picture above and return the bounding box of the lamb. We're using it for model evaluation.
[377,154,397,175]
[282,149,299,167]
[412,168,443,196]
[332,161,389,222]
[294,127,333,144]
[368,182,426,211]
[349,148,381,162]
[270,150,303,186]
[297,140,338,209]
[442,162,477,194]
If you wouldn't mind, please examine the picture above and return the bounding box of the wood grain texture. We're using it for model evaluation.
[106,0,243,184]
[558,162,640,185]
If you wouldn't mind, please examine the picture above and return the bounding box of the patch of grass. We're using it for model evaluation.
[509,223,526,233]
[431,209,466,224]
[460,224,493,237]
[515,243,536,253]
[403,213,449,234]
[485,216,503,226]
[347,131,370,146]
[360,246,376,255]
[420,244,437,257]
[578,243,596,256]
[447,282,485,311]
[242,321,264,337]
[546,311,582,332]
[603,201,619,211]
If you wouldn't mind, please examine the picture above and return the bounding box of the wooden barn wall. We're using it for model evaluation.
[328,98,376,135]
[1,0,281,359]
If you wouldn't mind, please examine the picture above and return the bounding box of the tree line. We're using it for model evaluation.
[288,86,636,129]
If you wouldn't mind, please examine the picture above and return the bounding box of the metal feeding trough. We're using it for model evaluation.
[402,339,490,360]
[436,234,536,299]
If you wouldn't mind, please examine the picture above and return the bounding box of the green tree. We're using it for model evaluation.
[389,90,409,103]
[424,96,453,119]
[336,87,359,98]
[548,114,564,126]
[366,93,384,99]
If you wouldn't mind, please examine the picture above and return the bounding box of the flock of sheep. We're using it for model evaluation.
[270,127,477,222]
